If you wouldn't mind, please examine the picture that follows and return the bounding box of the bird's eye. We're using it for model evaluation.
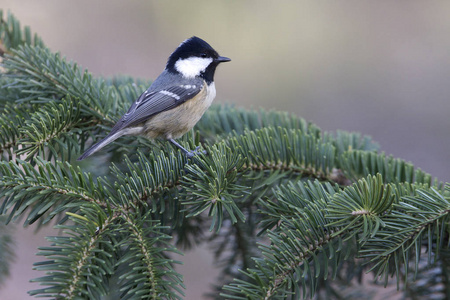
[200,53,208,58]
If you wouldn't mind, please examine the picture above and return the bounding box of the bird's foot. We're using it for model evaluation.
[186,146,207,158]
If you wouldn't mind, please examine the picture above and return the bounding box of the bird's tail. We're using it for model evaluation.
[77,131,124,161]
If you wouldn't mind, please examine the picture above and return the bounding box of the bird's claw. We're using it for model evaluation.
[186,146,207,158]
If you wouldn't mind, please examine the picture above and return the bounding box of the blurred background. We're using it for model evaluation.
[1,0,450,299]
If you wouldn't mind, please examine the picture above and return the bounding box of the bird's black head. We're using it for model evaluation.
[166,36,230,84]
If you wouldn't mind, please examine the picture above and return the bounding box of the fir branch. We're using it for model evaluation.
[0,103,29,159]
[106,126,341,233]
[198,105,379,163]
[221,193,346,299]
[0,157,109,225]
[30,205,184,299]
[258,180,339,233]
[340,150,437,186]
[116,210,184,300]
[225,127,336,180]
[327,130,380,156]
[109,150,187,206]
[222,176,449,299]
[30,205,118,299]
[102,125,380,239]
[197,104,321,140]
[0,215,15,287]
[327,174,395,242]
[0,10,44,53]
[360,184,450,286]
[2,44,126,124]
[181,142,248,231]
[17,97,82,161]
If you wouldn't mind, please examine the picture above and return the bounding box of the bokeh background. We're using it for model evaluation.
[1,1,450,299]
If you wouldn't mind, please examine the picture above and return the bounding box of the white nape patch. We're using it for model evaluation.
[175,57,213,78]
[159,90,181,100]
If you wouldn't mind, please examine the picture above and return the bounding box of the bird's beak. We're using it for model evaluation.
[215,56,231,63]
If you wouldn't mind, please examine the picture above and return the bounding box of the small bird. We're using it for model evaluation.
[77,36,230,161]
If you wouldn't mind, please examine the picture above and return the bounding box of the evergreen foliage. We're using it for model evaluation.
[0,215,15,287]
[1,11,449,299]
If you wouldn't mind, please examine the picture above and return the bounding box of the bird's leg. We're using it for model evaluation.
[168,138,206,158]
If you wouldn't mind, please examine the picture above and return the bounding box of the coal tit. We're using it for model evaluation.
[77,36,230,160]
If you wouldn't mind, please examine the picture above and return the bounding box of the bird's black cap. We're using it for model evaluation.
[166,36,225,68]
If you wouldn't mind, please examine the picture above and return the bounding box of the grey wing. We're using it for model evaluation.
[109,83,203,134]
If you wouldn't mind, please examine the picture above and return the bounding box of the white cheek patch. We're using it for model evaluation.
[175,57,213,78]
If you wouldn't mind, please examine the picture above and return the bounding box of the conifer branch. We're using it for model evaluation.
[29,205,118,299]
[340,150,437,186]
[0,104,29,158]
[360,184,450,285]
[0,10,44,52]
[222,176,449,299]
[0,215,15,287]
[30,205,184,299]
[0,158,109,225]
[109,151,188,206]
[17,97,82,161]
[116,210,184,299]
[3,45,120,123]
